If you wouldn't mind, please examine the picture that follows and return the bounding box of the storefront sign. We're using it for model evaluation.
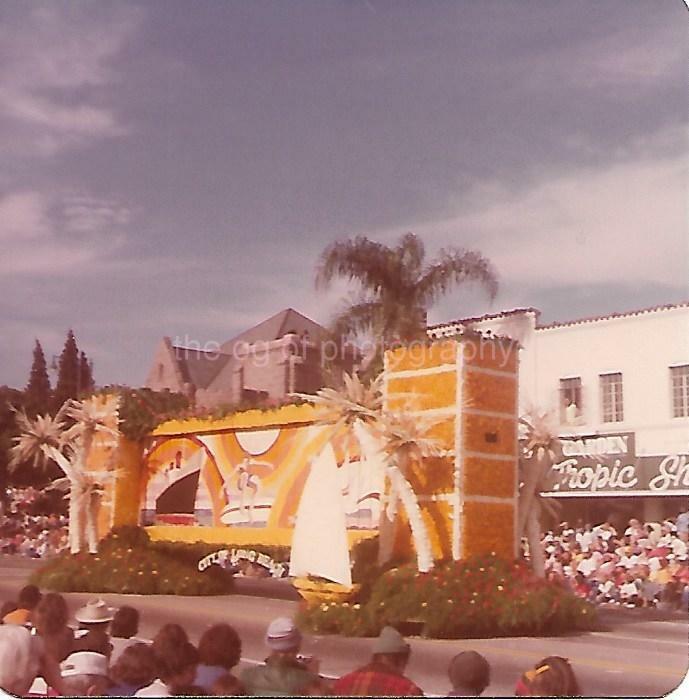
[541,433,688,496]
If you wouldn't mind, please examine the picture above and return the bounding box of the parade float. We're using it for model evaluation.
[23,333,595,636]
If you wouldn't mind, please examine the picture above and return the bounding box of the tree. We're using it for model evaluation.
[315,233,498,367]
[79,352,95,394]
[24,340,52,416]
[54,330,80,409]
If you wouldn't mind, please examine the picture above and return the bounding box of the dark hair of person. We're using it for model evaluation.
[171,684,208,696]
[157,641,199,683]
[111,606,140,639]
[210,673,246,696]
[34,593,68,636]
[18,585,41,610]
[522,656,581,697]
[110,643,158,688]
[0,601,17,621]
[152,623,188,654]
[198,624,241,670]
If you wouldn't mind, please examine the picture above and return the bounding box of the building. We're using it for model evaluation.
[429,302,689,526]
[145,308,358,409]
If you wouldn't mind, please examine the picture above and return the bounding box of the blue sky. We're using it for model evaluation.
[2,1,687,388]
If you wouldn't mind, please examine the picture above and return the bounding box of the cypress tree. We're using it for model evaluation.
[24,340,52,416]
[79,351,95,394]
[54,330,80,409]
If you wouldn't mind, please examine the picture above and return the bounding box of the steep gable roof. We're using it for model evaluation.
[220,308,327,355]
[172,346,230,389]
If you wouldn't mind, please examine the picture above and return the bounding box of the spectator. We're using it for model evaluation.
[73,598,115,658]
[447,650,491,696]
[60,650,111,696]
[0,600,17,622]
[195,623,243,692]
[211,672,247,696]
[110,605,146,665]
[515,656,581,696]
[136,639,199,697]
[34,592,74,663]
[0,625,43,696]
[333,625,423,696]
[108,642,159,696]
[241,617,324,696]
[3,583,41,625]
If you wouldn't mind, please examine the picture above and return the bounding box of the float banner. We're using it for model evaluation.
[541,432,689,496]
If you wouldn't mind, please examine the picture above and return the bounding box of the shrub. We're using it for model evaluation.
[298,554,596,639]
[31,529,233,596]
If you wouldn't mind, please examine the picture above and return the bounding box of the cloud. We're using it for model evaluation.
[0,3,141,157]
[369,132,687,295]
[0,190,130,275]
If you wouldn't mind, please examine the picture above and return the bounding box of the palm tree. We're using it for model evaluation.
[295,373,445,573]
[315,233,498,366]
[518,412,563,578]
[10,395,120,554]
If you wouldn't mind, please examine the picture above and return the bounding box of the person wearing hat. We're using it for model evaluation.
[73,599,115,657]
[61,650,110,696]
[447,650,491,696]
[240,617,323,696]
[333,625,423,696]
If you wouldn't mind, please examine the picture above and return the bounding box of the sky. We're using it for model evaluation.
[2,0,687,388]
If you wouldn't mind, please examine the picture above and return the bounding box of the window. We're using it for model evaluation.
[560,377,583,424]
[600,372,624,423]
[671,365,689,417]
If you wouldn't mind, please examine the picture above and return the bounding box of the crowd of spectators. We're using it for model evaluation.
[0,587,580,697]
[539,511,689,611]
[0,487,67,558]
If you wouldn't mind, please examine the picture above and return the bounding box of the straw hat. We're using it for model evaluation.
[74,599,115,624]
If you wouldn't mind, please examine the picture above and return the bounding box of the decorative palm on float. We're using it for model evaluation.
[518,410,563,578]
[294,372,445,574]
[10,395,120,554]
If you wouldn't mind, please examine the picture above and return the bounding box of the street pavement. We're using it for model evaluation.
[1,556,687,697]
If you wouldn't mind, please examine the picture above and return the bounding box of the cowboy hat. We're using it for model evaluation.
[74,599,115,624]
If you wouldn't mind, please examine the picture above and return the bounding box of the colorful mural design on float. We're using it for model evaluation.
[141,421,383,531]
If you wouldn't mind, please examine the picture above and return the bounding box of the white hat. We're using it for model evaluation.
[61,651,108,678]
[265,617,301,652]
[74,599,115,624]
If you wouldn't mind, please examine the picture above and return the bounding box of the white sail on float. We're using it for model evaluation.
[289,442,352,587]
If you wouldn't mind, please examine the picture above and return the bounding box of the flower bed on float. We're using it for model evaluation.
[30,526,236,596]
[298,553,596,639]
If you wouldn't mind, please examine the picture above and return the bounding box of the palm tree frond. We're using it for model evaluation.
[315,236,394,293]
[9,409,66,471]
[417,247,498,307]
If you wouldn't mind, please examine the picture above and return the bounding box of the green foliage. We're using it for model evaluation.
[314,233,498,354]
[299,554,596,639]
[53,330,80,410]
[78,351,95,395]
[24,340,52,416]
[0,387,24,493]
[98,387,191,442]
[31,526,234,596]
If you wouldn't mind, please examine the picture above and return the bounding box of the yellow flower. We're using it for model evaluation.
[353,604,361,610]
[470,599,476,605]
[497,585,504,591]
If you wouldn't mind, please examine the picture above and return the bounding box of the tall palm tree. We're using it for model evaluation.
[315,233,498,361]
